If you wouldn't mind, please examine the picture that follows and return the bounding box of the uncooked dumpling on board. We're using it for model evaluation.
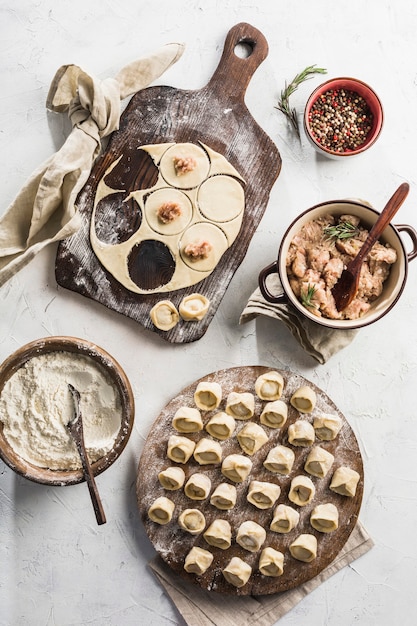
[221,453,253,482]
[158,466,186,490]
[330,466,360,497]
[166,434,196,463]
[193,437,222,465]
[184,473,212,500]
[304,446,335,478]
[270,503,300,534]
[290,385,317,413]
[149,300,179,330]
[210,482,237,510]
[194,381,222,411]
[236,520,266,552]
[247,480,281,510]
[289,534,318,563]
[203,519,232,550]
[263,445,295,475]
[184,546,214,575]
[288,419,315,447]
[254,371,284,401]
[172,406,203,433]
[205,411,236,440]
[148,496,175,525]
[222,557,252,588]
[237,422,269,455]
[225,391,255,420]
[178,508,206,534]
[310,503,339,533]
[288,475,316,506]
[258,547,284,577]
[260,399,288,429]
[313,413,343,441]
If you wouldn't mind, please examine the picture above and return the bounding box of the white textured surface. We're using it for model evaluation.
[1,1,417,624]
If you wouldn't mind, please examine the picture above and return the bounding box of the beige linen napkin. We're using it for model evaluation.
[0,43,184,287]
[239,273,358,364]
[149,521,373,626]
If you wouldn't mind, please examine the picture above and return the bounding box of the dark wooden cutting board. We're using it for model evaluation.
[55,23,282,343]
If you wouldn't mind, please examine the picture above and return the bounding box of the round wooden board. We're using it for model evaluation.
[136,366,363,596]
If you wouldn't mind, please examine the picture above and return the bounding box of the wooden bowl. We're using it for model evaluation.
[0,336,135,486]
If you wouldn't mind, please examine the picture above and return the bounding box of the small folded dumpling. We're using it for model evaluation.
[184,546,214,574]
[310,503,339,533]
[288,420,315,447]
[254,371,284,401]
[178,508,206,535]
[205,412,236,440]
[222,557,252,588]
[184,473,212,500]
[330,466,360,497]
[304,446,335,478]
[290,385,317,413]
[194,381,222,411]
[288,475,316,506]
[210,482,237,510]
[236,520,266,552]
[260,400,288,429]
[158,466,186,490]
[225,392,255,420]
[221,454,253,483]
[149,300,179,330]
[148,496,175,525]
[179,293,210,321]
[237,422,269,456]
[313,414,343,441]
[247,480,281,510]
[289,534,317,562]
[172,406,203,433]
[203,519,232,550]
[263,445,295,475]
[193,438,222,465]
[270,504,300,533]
[167,435,196,464]
[258,547,284,577]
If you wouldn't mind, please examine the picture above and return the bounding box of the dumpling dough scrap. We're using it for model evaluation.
[179,293,210,321]
[263,445,295,475]
[210,482,237,510]
[149,300,179,331]
[288,420,315,447]
[290,385,317,413]
[236,520,266,553]
[289,534,318,563]
[237,422,269,456]
[313,414,343,441]
[247,480,281,510]
[193,438,222,465]
[310,503,339,533]
[270,504,300,533]
[205,412,236,440]
[178,508,206,535]
[148,496,175,525]
[194,381,222,411]
[259,547,284,577]
[330,466,360,497]
[158,466,186,490]
[288,475,316,506]
[203,519,232,550]
[184,546,214,575]
[222,557,252,588]
[304,446,335,478]
[167,435,196,464]
[184,473,212,500]
[225,392,255,420]
[260,400,288,429]
[221,454,253,483]
[255,371,284,401]
[172,406,203,433]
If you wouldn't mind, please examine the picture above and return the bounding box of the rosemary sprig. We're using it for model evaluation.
[300,283,317,309]
[323,221,360,241]
[276,65,327,138]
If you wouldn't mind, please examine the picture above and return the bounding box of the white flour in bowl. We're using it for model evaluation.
[0,351,123,470]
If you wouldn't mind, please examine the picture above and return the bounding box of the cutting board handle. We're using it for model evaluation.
[206,22,269,102]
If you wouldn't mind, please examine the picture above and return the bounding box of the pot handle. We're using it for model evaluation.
[396,223,417,262]
[258,261,287,304]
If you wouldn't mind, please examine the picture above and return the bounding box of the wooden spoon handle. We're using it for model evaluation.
[77,442,107,526]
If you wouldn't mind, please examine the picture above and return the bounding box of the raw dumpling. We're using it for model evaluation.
[236,520,266,552]
[289,534,317,562]
[149,300,179,330]
[263,445,295,475]
[247,480,281,510]
[258,547,284,577]
[290,385,317,413]
[193,438,222,465]
[304,446,335,478]
[221,454,253,483]
[260,400,288,429]
[167,435,196,464]
[330,466,360,497]
[178,508,206,535]
[313,414,343,441]
[203,519,232,550]
[237,422,269,456]
[158,466,186,490]
[310,503,339,533]
[194,381,222,411]
[288,475,316,506]
[254,371,284,401]
[222,557,252,588]
[179,293,210,321]
[148,496,175,525]
[288,420,315,447]
[210,482,237,510]
[205,412,236,440]
[184,473,212,500]
[172,406,203,433]
[270,504,300,533]
[225,392,255,420]
[184,546,214,574]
